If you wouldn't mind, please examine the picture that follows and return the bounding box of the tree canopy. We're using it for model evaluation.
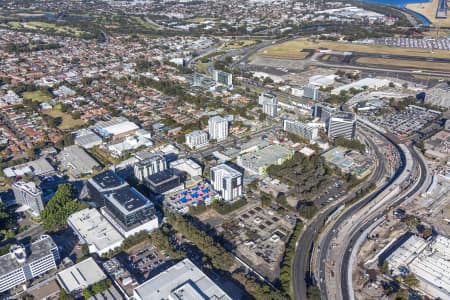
[41,184,88,232]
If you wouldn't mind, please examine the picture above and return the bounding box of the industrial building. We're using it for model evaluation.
[12,181,44,217]
[133,258,231,300]
[283,119,319,140]
[208,116,229,141]
[0,235,59,293]
[94,117,139,140]
[386,234,450,299]
[210,163,243,202]
[185,130,209,149]
[57,145,101,178]
[73,128,102,149]
[56,257,107,297]
[237,144,293,175]
[68,208,124,256]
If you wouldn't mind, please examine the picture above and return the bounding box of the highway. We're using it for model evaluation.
[339,145,428,300]
[292,125,388,300]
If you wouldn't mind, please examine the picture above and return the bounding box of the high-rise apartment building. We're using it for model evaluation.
[12,181,44,217]
[210,164,243,202]
[208,116,228,141]
[259,92,278,118]
[213,70,233,88]
[133,153,167,181]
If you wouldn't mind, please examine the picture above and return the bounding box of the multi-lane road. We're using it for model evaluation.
[292,125,389,300]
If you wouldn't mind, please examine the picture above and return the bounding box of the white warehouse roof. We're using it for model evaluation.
[56,257,107,293]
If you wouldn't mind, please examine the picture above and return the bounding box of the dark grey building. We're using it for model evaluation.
[144,169,182,194]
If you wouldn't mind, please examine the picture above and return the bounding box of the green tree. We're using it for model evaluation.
[422,227,433,239]
[403,274,419,287]
[380,261,389,275]
[41,184,88,232]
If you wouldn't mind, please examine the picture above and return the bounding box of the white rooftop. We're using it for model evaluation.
[68,208,124,254]
[57,257,107,293]
[133,258,231,300]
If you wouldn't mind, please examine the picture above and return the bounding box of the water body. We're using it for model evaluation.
[360,0,432,25]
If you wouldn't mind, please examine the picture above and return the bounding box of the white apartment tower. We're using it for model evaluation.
[210,164,243,202]
[12,181,44,217]
[208,116,228,141]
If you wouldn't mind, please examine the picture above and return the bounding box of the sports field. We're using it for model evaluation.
[258,38,450,59]
[356,57,450,72]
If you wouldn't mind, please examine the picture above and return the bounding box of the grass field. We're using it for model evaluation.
[259,38,450,59]
[407,0,450,27]
[6,21,84,35]
[130,16,159,30]
[222,39,257,50]
[22,90,52,102]
[356,57,450,72]
[43,108,85,130]
[185,17,217,23]
[195,62,209,73]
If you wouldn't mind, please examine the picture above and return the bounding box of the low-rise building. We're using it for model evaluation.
[3,158,55,178]
[237,144,293,176]
[144,169,183,194]
[57,145,101,178]
[73,128,102,149]
[170,158,202,178]
[56,257,107,297]
[68,208,124,256]
[94,117,139,140]
[133,258,231,300]
[283,119,319,140]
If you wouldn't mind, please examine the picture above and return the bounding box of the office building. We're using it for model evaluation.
[12,181,44,217]
[185,130,209,149]
[210,164,243,202]
[133,153,167,182]
[208,116,228,141]
[68,208,124,256]
[283,119,319,140]
[133,258,231,300]
[213,70,233,88]
[87,170,128,207]
[313,103,337,124]
[327,112,356,140]
[259,92,278,118]
[303,84,320,100]
[56,257,107,297]
[102,186,159,237]
[144,169,183,194]
[0,235,59,293]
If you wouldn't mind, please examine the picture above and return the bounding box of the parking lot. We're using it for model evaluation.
[369,37,450,51]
